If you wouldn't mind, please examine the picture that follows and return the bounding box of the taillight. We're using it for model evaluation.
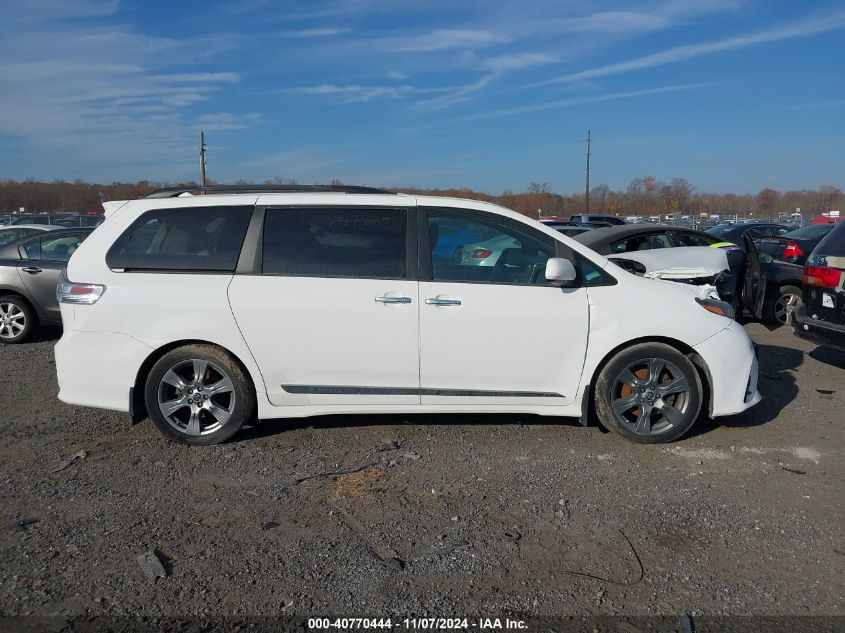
[783,241,804,259]
[56,269,106,304]
[803,265,842,289]
[470,248,493,259]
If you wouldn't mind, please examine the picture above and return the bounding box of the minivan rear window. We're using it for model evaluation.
[262,207,407,278]
[106,206,252,272]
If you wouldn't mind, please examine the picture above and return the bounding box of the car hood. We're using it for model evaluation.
[607,246,729,280]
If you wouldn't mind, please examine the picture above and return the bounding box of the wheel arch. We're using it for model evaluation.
[130,339,258,424]
[584,336,714,425]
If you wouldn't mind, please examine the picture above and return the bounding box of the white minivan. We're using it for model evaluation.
[55,185,761,445]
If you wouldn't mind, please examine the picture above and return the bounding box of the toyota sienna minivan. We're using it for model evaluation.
[54,185,761,445]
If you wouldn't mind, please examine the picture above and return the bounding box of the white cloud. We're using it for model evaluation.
[383,29,510,52]
[282,27,351,38]
[537,11,845,86]
[480,52,557,73]
[465,82,719,120]
[387,70,410,80]
[294,83,447,102]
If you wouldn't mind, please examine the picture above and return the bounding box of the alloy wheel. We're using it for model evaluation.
[774,293,800,324]
[0,302,26,340]
[609,358,691,436]
[156,358,237,436]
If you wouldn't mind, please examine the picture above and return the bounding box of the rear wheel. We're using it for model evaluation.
[594,343,702,444]
[144,344,256,445]
[764,284,802,325]
[0,295,36,344]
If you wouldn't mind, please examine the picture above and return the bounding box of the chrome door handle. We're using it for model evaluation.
[21,267,42,274]
[375,295,412,304]
[425,298,462,306]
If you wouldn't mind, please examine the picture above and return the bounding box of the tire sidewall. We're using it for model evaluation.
[595,343,703,444]
[0,295,36,344]
[764,284,802,326]
[144,345,255,445]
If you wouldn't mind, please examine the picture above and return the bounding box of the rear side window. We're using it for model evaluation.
[22,233,86,261]
[106,206,252,271]
[677,231,718,247]
[262,207,407,278]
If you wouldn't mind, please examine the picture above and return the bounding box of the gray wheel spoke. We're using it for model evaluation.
[617,367,641,388]
[162,369,188,390]
[657,377,689,396]
[612,394,639,415]
[647,358,665,384]
[205,376,233,395]
[205,403,232,425]
[186,409,202,435]
[192,359,209,384]
[634,408,652,434]
[161,399,187,417]
[656,402,684,426]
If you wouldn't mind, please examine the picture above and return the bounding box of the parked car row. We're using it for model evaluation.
[0,214,104,228]
[1,186,841,449]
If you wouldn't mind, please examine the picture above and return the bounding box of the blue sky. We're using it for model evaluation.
[0,0,843,193]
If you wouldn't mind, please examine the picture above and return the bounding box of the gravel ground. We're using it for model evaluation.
[0,323,843,627]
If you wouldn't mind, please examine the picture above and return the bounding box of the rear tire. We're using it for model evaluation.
[0,295,36,344]
[594,343,702,444]
[763,284,802,326]
[144,344,256,445]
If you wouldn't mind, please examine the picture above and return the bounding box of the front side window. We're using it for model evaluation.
[106,206,252,271]
[262,207,407,279]
[426,210,555,285]
[22,233,86,261]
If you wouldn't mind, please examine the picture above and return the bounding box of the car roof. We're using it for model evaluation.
[0,226,94,258]
[573,223,696,246]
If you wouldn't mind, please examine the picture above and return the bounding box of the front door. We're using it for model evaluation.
[418,208,589,406]
[17,232,88,322]
[229,205,420,406]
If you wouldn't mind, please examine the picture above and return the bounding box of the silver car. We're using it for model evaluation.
[0,224,55,246]
[0,228,92,343]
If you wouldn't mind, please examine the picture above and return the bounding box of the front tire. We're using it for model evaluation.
[0,295,36,344]
[144,344,256,445]
[594,343,702,444]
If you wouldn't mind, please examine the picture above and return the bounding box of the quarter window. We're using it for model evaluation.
[426,210,556,285]
[106,206,252,271]
[262,207,407,279]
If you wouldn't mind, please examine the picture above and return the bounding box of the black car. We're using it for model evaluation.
[792,222,845,352]
[756,223,836,264]
[741,234,808,325]
[706,222,792,248]
[568,213,626,226]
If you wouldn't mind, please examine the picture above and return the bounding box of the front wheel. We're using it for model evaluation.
[594,343,703,444]
[144,344,256,445]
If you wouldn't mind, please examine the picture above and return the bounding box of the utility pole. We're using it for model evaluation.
[584,129,591,213]
[199,130,207,189]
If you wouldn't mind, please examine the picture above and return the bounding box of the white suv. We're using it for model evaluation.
[55,185,761,445]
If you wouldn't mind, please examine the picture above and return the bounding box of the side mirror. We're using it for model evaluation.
[545,257,577,286]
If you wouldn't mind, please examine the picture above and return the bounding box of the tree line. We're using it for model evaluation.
[0,177,841,220]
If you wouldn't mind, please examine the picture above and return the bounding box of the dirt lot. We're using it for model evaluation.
[0,322,843,628]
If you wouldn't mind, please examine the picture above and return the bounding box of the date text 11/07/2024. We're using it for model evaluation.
[307,618,528,630]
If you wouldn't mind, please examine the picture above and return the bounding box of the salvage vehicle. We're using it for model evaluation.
[574,224,741,308]
[0,228,93,343]
[54,185,760,446]
[792,221,845,353]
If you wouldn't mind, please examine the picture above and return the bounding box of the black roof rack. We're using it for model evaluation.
[143,184,395,198]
